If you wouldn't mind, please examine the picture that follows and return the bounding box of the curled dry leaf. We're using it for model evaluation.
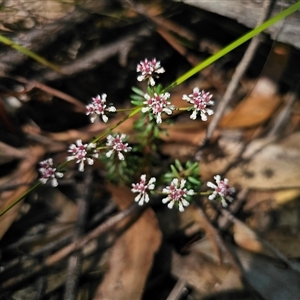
[94,184,162,300]
[219,94,282,129]
[227,132,300,189]
[171,240,243,297]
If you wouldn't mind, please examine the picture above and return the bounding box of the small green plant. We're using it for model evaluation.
[1,1,299,217]
[36,58,235,213]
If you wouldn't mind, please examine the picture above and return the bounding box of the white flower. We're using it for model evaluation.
[136,58,165,86]
[39,158,63,187]
[67,140,98,172]
[86,94,116,123]
[131,174,156,206]
[182,87,214,121]
[106,134,132,160]
[142,92,175,124]
[207,175,235,207]
[162,178,194,212]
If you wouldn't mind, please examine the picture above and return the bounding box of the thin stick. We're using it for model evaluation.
[64,168,92,300]
[205,0,275,141]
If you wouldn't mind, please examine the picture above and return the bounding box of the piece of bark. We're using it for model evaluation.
[180,0,300,49]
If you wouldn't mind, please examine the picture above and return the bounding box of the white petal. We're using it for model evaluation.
[149,177,156,184]
[87,158,94,165]
[181,199,190,207]
[102,115,108,123]
[76,139,83,146]
[106,150,113,158]
[172,178,179,186]
[214,175,221,183]
[180,179,186,188]
[163,108,173,115]
[167,201,174,209]
[182,95,190,101]
[108,106,116,112]
[178,203,185,212]
[148,184,155,190]
[118,152,125,160]
[187,189,194,195]
[149,77,155,86]
[40,178,48,184]
[51,178,58,187]
[156,67,165,74]
[144,193,150,203]
[162,197,170,204]
[141,107,150,113]
[200,112,208,121]
[190,110,198,120]
[207,109,214,116]
[56,172,64,178]
[207,182,216,189]
[79,161,85,172]
[208,194,216,201]
[134,193,141,202]
[221,199,228,207]
[137,75,145,82]
[156,114,162,124]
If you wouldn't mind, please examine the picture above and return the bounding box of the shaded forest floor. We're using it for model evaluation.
[1,1,300,299]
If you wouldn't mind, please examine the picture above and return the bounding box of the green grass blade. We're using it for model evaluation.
[165,1,300,91]
[0,34,63,73]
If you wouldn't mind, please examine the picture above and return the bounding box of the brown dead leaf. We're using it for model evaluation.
[172,240,243,297]
[94,184,162,300]
[220,43,289,129]
[230,212,273,255]
[227,132,300,189]
[220,94,282,128]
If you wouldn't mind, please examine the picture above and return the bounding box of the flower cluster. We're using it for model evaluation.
[162,178,194,212]
[37,58,235,213]
[131,174,156,206]
[86,94,116,123]
[207,175,235,207]
[142,92,175,124]
[106,134,132,160]
[182,87,214,121]
[137,58,165,86]
[39,158,63,187]
[67,140,99,172]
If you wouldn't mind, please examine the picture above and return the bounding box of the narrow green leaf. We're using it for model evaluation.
[131,86,145,96]
[131,99,143,106]
[187,176,200,185]
[165,1,300,91]
[170,164,180,178]
[174,159,183,171]
[0,34,63,73]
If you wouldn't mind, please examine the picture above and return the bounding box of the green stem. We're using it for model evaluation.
[92,106,142,143]
[0,35,63,73]
[0,182,41,217]
[165,1,300,91]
